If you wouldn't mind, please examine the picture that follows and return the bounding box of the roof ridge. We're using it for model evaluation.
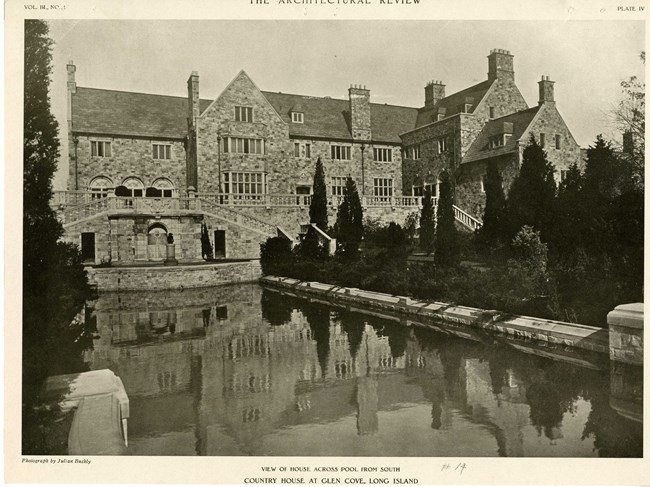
[262,90,418,110]
[438,79,492,103]
[75,86,212,102]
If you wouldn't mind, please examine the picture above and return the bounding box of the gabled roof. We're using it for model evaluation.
[415,80,495,128]
[261,91,418,143]
[71,85,418,144]
[71,87,212,139]
[462,106,541,164]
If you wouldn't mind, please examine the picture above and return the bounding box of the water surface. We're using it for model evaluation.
[84,283,642,457]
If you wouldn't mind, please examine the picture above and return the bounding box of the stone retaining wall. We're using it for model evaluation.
[260,275,610,355]
[88,260,262,291]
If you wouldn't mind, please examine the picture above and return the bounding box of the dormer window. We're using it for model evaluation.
[459,104,472,113]
[291,112,304,123]
[235,106,253,122]
[489,134,506,149]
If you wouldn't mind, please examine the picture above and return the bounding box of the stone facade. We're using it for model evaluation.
[69,135,187,194]
[62,48,582,264]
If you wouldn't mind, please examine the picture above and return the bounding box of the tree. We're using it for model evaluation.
[309,157,328,232]
[200,223,213,260]
[23,20,94,453]
[260,236,293,275]
[507,135,557,241]
[477,160,508,246]
[434,170,459,269]
[583,135,623,203]
[419,186,435,253]
[335,177,364,257]
[612,52,644,188]
[552,162,584,256]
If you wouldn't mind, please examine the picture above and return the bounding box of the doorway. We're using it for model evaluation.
[147,224,168,261]
[81,232,95,262]
[214,230,226,258]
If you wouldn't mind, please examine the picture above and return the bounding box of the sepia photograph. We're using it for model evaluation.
[8,7,647,484]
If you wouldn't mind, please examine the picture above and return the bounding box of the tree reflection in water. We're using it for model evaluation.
[98,285,643,457]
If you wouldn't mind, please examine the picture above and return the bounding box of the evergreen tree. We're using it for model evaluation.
[200,223,213,260]
[552,162,584,256]
[309,157,328,232]
[419,186,435,253]
[477,160,508,246]
[583,135,622,203]
[434,170,459,268]
[507,135,557,241]
[335,177,364,257]
[23,20,94,453]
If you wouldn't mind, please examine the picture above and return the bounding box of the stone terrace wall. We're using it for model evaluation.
[87,261,262,291]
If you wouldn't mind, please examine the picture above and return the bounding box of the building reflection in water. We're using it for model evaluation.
[83,285,643,457]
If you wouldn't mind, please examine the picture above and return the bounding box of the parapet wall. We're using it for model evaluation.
[260,276,610,356]
[88,260,262,291]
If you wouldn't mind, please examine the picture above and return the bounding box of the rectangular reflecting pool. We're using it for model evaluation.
[83,283,642,457]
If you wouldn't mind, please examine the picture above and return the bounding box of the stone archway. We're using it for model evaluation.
[147,223,168,261]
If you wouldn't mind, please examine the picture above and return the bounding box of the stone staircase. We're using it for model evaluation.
[453,205,483,231]
[197,198,277,237]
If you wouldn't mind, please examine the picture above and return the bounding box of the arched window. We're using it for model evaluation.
[151,178,175,198]
[121,177,144,197]
[88,176,113,199]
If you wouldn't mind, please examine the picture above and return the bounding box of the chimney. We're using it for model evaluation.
[424,80,445,110]
[623,131,636,155]
[66,60,76,93]
[187,71,200,125]
[487,49,514,82]
[538,75,555,105]
[186,71,199,192]
[348,84,371,141]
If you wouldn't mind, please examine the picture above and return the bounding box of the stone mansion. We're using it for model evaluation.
[55,48,581,264]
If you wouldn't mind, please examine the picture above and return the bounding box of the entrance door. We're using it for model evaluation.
[147,226,167,261]
[214,230,226,258]
[81,233,95,262]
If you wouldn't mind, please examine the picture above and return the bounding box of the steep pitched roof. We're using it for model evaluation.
[261,91,418,143]
[415,80,495,128]
[462,106,541,164]
[71,85,418,143]
[71,87,212,139]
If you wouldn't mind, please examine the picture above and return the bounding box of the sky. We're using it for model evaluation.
[47,20,645,190]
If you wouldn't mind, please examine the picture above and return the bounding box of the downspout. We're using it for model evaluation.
[73,136,79,190]
[360,143,366,197]
[217,134,222,196]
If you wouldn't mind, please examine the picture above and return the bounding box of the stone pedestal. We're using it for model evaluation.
[607,303,643,366]
[164,243,178,266]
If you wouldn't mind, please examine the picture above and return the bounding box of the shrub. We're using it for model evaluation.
[260,236,293,275]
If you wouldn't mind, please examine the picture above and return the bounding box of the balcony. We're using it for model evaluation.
[52,191,426,211]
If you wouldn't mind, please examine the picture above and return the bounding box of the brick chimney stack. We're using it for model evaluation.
[66,60,76,93]
[424,80,445,110]
[186,71,200,192]
[187,71,200,124]
[538,75,555,105]
[348,84,371,141]
[488,49,514,82]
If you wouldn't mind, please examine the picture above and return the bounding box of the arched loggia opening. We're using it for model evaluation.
[147,223,168,261]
